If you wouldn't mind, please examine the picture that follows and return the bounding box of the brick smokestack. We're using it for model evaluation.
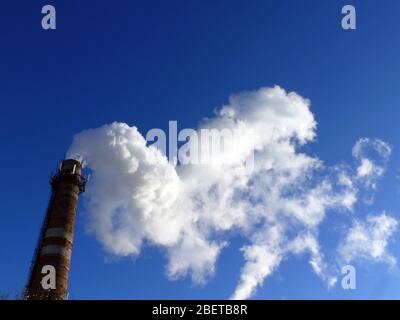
[24,159,86,300]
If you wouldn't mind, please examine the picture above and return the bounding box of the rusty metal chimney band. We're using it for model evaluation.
[24,159,86,300]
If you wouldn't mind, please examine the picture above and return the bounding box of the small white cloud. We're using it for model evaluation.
[353,138,392,189]
[338,213,398,266]
[357,158,374,178]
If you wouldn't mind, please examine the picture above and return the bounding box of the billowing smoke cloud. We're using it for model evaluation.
[67,86,397,299]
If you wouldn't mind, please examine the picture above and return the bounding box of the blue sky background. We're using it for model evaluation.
[1,0,400,299]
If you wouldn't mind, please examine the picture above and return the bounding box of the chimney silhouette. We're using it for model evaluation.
[24,159,86,300]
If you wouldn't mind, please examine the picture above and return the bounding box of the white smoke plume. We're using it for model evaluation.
[67,86,397,299]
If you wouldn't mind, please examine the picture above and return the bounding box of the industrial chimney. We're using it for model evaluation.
[24,159,86,300]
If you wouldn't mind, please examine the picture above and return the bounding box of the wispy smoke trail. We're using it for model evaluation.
[67,86,397,299]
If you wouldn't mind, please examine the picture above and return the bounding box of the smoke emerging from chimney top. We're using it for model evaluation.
[67,86,397,299]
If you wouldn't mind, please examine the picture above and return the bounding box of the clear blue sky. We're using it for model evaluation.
[1,0,400,299]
